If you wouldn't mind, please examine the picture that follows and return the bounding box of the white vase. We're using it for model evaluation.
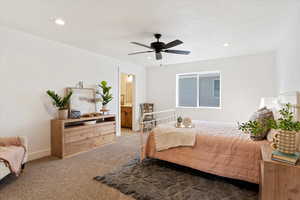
[102,105,107,110]
[58,109,68,120]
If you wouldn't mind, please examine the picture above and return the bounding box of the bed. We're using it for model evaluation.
[141,117,267,183]
[139,92,300,184]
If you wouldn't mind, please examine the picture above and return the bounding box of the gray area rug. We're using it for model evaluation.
[94,158,258,200]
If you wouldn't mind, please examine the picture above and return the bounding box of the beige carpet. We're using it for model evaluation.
[0,134,140,200]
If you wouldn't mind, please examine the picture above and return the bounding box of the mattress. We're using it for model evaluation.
[143,121,269,184]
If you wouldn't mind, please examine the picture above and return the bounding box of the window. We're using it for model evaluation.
[176,72,221,108]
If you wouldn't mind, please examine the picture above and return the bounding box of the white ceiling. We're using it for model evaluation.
[0,0,298,66]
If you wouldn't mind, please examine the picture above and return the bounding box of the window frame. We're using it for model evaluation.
[212,79,220,98]
[176,71,222,109]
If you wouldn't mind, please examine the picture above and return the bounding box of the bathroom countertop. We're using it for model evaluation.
[121,104,132,108]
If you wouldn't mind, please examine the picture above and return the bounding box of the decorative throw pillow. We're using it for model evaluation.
[249,107,274,139]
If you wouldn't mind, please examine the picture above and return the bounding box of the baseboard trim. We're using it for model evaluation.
[28,149,50,161]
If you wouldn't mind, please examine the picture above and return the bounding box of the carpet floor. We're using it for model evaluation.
[95,158,258,200]
[1,134,259,200]
[0,134,139,200]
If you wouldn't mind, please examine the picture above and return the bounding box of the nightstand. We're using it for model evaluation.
[260,144,300,200]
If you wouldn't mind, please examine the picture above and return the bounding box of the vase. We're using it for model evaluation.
[58,109,68,120]
[273,130,297,154]
[102,105,107,110]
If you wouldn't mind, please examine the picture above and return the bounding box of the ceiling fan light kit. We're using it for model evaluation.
[129,33,191,60]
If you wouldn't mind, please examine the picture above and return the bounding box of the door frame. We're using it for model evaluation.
[117,70,136,136]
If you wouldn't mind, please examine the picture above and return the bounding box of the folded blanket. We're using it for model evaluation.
[153,126,196,151]
[0,137,26,176]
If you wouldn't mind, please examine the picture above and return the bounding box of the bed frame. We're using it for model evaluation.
[140,109,176,160]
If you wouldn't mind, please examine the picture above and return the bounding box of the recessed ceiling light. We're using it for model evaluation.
[223,43,229,47]
[147,56,152,59]
[54,18,65,26]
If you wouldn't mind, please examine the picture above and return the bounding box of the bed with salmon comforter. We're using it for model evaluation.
[142,121,269,184]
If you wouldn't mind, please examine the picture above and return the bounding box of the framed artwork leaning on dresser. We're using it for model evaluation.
[66,87,97,115]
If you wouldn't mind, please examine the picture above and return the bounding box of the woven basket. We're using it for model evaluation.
[273,130,297,154]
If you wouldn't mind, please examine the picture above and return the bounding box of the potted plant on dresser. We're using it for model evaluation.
[46,90,73,120]
[269,103,300,154]
[98,81,113,111]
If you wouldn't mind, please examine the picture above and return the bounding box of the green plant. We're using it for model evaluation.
[98,81,113,106]
[238,120,267,136]
[239,104,300,136]
[269,103,300,132]
[177,116,183,123]
[46,90,72,110]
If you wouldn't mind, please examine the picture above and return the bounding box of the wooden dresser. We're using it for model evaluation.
[260,144,300,200]
[51,115,116,158]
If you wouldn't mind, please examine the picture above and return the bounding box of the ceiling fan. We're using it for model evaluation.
[128,34,191,60]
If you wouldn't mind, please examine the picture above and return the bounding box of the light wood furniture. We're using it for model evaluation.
[121,106,132,128]
[51,115,116,158]
[260,144,300,200]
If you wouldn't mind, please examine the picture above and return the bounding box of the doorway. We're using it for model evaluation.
[120,73,135,135]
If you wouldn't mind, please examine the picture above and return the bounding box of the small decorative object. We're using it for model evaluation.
[269,103,300,154]
[175,116,193,128]
[46,90,73,120]
[97,81,113,111]
[238,107,274,141]
[70,110,81,119]
[183,117,193,128]
[176,116,184,128]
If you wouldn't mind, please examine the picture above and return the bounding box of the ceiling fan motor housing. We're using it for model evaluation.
[151,42,165,53]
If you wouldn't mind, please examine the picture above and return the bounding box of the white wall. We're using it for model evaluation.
[146,52,277,123]
[276,7,300,93]
[0,26,146,160]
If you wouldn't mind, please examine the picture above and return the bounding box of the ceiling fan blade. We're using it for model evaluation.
[128,51,154,55]
[156,52,162,60]
[130,42,152,49]
[164,49,191,55]
[164,40,183,49]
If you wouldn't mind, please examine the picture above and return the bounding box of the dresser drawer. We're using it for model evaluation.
[64,126,94,137]
[64,136,102,157]
[64,127,95,143]
[95,124,115,135]
[64,134,115,157]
